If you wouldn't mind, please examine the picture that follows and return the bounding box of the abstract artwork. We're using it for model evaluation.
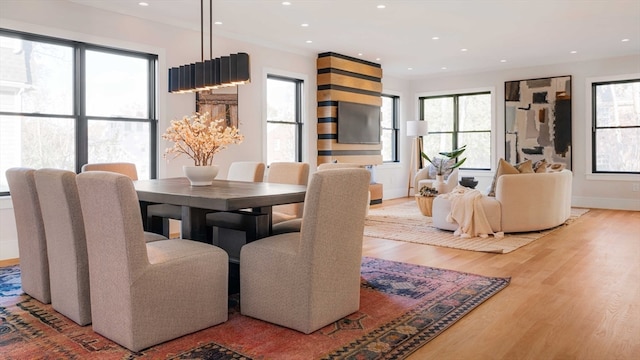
[505,75,572,169]
[196,88,239,128]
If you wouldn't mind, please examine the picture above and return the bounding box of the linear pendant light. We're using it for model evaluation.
[168,0,250,93]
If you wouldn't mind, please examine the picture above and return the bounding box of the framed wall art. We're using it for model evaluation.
[504,75,572,169]
[196,87,239,128]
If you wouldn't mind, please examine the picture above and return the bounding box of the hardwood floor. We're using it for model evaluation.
[2,199,638,359]
[364,198,640,360]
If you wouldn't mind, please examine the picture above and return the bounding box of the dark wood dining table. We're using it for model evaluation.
[133,177,307,242]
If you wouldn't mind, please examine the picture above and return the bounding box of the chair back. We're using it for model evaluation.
[317,162,364,171]
[76,171,149,314]
[5,167,51,303]
[81,162,138,180]
[34,168,91,325]
[227,161,265,182]
[299,168,370,287]
[267,162,310,218]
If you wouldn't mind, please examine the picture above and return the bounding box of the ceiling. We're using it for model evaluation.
[67,0,640,79]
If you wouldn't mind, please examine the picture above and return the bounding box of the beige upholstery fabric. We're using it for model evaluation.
[487,158,533,196]
[5,168,51,304]
[81,162,138,180]
[267,162,310,223]
[76,171,228,352]
[240,168,370,334]
[81,162,173,240]
[433,170,572,233]
[416,168,459,194]
[227,161,265,182]
[34,169,92,325]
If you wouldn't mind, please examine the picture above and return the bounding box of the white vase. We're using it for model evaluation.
[434,175,447,195]
[183,165,219,186]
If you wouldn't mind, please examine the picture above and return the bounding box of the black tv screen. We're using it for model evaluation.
[337,101,381,144]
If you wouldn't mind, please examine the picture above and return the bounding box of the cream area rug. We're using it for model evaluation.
[364,200,589,254]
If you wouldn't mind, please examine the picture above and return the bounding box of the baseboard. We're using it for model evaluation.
[572,196,640,211]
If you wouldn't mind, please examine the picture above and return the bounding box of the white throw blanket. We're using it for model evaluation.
[441,186,504,239]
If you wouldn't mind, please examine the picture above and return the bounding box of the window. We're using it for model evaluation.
[266,75,303,164]
[591,78,640,173]
[0,29,158,195]
[381,94,399,162]
[419,92,491,170]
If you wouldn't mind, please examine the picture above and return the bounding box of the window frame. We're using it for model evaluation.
[418,90,492,171]
[0,28,158,196]
[590,77,640,175]
[266,74,304,163]
[381,93,400,163]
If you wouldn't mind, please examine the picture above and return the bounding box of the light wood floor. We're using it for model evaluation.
[363,198,640,360]
[2,199,638,359]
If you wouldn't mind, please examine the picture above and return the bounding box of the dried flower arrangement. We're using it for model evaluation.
[162,112,244,166]
[418,185,439,197]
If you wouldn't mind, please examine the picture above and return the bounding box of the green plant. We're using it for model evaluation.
[418,186,438,197]
[420,145,467,176]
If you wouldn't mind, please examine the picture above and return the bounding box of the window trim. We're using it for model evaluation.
[0,28,159,196]
[381,93,400,163]
[417,88,494,171]
[585,73,640,181]
[265,73,305,163]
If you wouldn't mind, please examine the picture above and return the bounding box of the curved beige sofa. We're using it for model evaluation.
[433,170,572,233]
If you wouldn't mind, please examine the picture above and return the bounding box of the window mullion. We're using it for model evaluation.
[75,45,87,173]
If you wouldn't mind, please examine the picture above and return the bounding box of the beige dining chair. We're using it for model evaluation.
[34,168,91,325]
[80,162,169,242]
[206,161,267,255]
[267,162,310,224]
[240,168,370,334]
[76,171,229,352]
[5,167,51,304]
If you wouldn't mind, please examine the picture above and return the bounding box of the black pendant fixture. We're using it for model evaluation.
[168,0,250,93]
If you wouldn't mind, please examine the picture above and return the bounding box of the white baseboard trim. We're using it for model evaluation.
[572,196,640,211]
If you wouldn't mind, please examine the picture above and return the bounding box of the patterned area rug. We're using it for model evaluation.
[0,258,509,359]
[365,201,589,254]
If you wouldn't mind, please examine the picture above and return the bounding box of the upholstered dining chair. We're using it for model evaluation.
[5,167,51,304]
[271,162,368,235]
[240,168,370,334]
[81,162,182,241]
[267,162,310,224]
[34,168,91,325]
[76,171,229,352]
[206,161,267,255]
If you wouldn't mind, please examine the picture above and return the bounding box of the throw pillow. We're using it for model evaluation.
[547,163,566,172]
[488,158,533,197]
[533,159,548,173]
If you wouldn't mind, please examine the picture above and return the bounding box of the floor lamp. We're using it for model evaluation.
[406,120,429,196]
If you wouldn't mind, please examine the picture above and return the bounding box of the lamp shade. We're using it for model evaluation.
[406,120,429,137]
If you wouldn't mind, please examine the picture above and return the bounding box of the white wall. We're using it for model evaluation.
[0,0,638,260]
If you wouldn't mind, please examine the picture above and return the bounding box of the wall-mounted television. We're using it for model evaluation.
[337,101,381,144]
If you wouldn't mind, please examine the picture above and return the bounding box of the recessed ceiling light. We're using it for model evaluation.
[500,59,507,63]
[301,23,309,27]
[441,67,447,70]
[408,67,413,70]
[358,53,363,56]
[282,1,291,5]
[375,57,381,61]
[214,21,222,25]
[432,36,439,40]
[461,48,468,52]
[570,50,577,54]
[622,38,630,42]
[306,40,312,43]
[138,2,149,6]
[377,5,386,9]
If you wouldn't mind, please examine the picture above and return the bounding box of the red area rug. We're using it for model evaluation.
[0,257,509,359]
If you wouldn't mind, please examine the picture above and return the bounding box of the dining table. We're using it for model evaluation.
[134,177,307,242]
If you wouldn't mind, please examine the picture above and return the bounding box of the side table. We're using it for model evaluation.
[414,195,435,217]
